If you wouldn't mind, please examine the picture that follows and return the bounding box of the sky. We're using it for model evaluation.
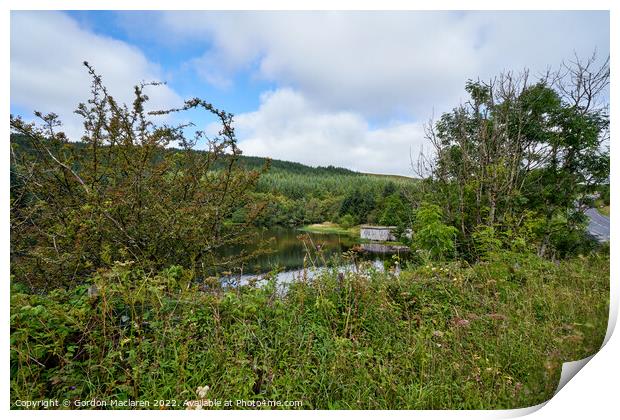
[10,10,609,176]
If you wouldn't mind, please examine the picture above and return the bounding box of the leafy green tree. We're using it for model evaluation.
[381,181,397,197]
[379,193,409,227]
[471,226,503,260]
[599,183,610,206]
[340,188,376,224]
[422,54,609,258]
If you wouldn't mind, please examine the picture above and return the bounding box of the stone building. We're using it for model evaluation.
[360,225,397,242]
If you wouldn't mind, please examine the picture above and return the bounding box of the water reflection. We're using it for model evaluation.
[359,243,410,254]
[217,227,408,284]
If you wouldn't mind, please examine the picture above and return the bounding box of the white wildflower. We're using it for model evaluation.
[196,385,210,399]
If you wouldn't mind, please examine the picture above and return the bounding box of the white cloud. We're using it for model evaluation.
[11,11,183,141]
[155,11,607,175]
[10,11,609,175]
[231,88,425,176]
[156,11,609,120]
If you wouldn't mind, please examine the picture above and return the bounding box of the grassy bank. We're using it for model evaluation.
[299,222,406,247]
[299,222,360,237]
[10,251,609,409]
[597,206,610,217]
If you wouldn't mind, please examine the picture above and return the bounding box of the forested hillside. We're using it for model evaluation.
[249,159,417,228]
[11,133,419,230]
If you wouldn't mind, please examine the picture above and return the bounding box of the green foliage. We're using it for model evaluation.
[426,57,609,259]
[544,210,598,259]
[339,188,377,225]
[379,193,409,227]
[471,226,503,260]
[412,203,458,261]
[10,63,267,290]
[11,252,609,409]
[598,184,610,206]
[338,214,356,229]
[231,155,419,228]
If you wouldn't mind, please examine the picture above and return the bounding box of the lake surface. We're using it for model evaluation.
[219,227,409,285]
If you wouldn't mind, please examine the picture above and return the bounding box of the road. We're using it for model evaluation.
[585,208,610,242]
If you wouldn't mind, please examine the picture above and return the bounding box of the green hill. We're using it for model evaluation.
[11,133,419,227]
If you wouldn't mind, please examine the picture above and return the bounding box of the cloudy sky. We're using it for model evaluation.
[10,11,609,176]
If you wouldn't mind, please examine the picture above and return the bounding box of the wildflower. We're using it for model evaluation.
[196,385,210,399]
[514,382,523,396]
[454,318,470,327]
[87,284,99,298]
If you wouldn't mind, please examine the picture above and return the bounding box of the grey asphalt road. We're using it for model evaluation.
[585,208,610,242]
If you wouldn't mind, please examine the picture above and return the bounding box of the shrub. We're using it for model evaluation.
[10,63,268,290]
[339,214,355,229]
[412,203,458,261]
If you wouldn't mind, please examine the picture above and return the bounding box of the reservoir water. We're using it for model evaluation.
[218,227,409,285]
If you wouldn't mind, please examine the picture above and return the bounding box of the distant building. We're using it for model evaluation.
[360,225,397,242]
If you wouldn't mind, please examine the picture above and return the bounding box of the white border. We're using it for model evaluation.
[2,1,616,419]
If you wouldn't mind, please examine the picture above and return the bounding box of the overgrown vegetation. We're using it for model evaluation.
[10,63,269,291]
[10,56,610,410]
[11,252,609,409]
[417,54,609,261]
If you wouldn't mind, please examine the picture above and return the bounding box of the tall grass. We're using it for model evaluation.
[10,251,609,409]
